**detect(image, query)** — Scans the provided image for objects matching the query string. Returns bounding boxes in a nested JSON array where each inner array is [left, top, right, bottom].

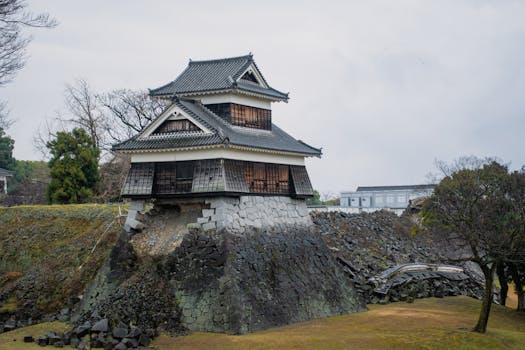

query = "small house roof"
[[112, 98, 321, 157], [149, 54, 289, 101], [0, 168, 14, 176]]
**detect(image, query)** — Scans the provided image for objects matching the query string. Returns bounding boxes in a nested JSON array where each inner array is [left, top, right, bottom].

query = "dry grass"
[[0, 204, 121, 313], [0, 322, 69, 350], [1, 296, 524, 350], [152, 296, 525, 350]]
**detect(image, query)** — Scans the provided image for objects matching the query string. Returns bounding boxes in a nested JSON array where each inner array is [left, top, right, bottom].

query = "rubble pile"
[[24, 320, 155, 349], [312, 210, 484, 303]]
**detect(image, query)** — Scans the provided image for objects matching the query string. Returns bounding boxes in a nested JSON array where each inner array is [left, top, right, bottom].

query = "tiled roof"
[[355, 185, 436, 192], [0, 168, 14, 176], [149, 54, 289, 101], [112, 98, 321, 157]]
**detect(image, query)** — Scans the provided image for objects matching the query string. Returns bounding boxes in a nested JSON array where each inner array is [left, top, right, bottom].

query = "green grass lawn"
[[2, 296, 524, 350]]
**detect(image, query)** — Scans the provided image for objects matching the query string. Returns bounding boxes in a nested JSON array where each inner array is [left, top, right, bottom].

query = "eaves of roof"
[[112, 99, 321, 157]]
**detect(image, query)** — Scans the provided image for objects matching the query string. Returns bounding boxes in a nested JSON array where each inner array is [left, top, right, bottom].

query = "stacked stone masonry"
[[193, 196, 312, 233]]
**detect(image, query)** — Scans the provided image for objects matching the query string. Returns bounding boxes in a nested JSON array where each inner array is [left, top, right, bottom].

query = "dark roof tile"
[[113, 99, 321, 156], [149, 55, 288, 101]]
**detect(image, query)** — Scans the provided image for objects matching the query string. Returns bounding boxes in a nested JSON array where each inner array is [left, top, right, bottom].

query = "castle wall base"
[[194, 196, 312, 233], [125, 195, 312, 235]]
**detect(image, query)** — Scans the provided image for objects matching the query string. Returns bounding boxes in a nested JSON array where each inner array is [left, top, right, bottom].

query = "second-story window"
[[205, 103, 271, 130]]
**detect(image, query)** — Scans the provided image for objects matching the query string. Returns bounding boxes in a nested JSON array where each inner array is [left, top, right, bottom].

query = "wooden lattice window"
[[192, 159, 225, 192], [205, 103, 231, 123], [153, 119, 200, 134], [205, 103, 271, 130], [153, 162, 194, 194], [290, 165, 314, 196], [122, 163, 154, 196], [243, 162, 290, 194], [231, 104, 271, 130], [224, 159, 249, 192]]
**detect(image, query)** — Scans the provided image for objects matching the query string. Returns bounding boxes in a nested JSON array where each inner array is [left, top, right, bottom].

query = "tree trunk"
[[497, 261, 508, 306], [473, 264, 495, 333], [509, 263, 525, 312], [517, 283, 525, 312]]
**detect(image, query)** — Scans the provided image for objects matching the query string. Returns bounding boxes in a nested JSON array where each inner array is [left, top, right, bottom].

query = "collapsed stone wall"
[[312, 210, 485, 303]]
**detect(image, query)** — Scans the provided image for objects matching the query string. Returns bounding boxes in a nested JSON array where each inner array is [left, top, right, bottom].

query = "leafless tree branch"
[[0, 0, 57, 86]]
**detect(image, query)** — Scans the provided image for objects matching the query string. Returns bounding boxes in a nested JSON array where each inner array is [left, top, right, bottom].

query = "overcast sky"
[[2, 0, 525, 195]]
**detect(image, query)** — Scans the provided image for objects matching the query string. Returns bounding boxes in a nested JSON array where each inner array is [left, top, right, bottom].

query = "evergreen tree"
[[0, 127, 15, 170], [46, 128, 100, 204]]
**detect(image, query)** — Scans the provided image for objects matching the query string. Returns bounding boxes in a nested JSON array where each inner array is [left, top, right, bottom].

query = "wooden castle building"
[[113, 54, 321, 232]]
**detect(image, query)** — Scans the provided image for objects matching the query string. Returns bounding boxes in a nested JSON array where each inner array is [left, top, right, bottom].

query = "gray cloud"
[[3, 0, 525, 194]]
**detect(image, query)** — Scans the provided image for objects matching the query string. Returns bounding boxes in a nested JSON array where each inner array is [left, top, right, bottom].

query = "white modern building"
[[341, 184, 435, 210], [0, 168, 14, 194]]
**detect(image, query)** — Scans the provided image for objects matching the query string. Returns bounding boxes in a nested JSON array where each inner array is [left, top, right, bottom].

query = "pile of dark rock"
[[311, 211, 485, 304], [0, 304, 74, 335], [27, 319, 154, 349]]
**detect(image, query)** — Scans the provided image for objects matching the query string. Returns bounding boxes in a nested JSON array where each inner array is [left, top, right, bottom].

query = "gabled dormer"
[[139, 104, 212, 139], [236, 62, 268, 88]]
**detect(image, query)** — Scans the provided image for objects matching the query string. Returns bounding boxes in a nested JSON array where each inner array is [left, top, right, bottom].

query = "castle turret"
[[113, 54, 321, 231]]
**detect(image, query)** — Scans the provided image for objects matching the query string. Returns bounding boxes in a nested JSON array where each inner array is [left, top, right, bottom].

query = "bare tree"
[[33, 117, 65, 159], [98, 89, 168, 144], [58, 79, 106, 149], [1, 1, 56, 133], [0, 100, 14, 129], [0, 0, 57, 86], [96, 153, 130, 203]]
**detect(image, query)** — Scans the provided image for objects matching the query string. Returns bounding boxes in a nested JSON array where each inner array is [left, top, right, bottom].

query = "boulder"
[[37, 335, 48, 346], [112, 327, 128, 339], [74, 321, 91, 338], [23, 335, 34, 343], [114, 342, 128, 350], [91, 318, 109, 333], [138, 333, 150, 347]]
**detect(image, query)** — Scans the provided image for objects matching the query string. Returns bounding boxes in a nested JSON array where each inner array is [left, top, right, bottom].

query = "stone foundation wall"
[[167, 228, 366, 334], [193, 196, 311, 233]]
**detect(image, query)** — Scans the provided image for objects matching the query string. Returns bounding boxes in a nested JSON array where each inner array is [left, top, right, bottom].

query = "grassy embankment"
[[0, 204, 121, 314], [1, 205, 524, 349], [1, 296, 524, 350]]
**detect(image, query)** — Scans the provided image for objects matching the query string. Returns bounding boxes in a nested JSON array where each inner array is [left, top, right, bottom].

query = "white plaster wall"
[[196, 93, 272, 109], [130, 148, 305, 166]]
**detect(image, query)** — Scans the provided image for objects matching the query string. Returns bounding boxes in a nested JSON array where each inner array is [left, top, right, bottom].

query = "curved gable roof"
[[149, 54, 289, 101]]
